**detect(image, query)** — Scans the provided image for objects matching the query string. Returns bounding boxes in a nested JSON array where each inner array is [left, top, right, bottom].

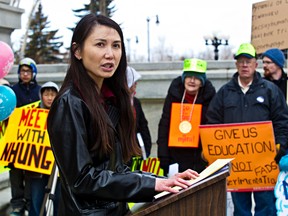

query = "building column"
[[0, 0, 24, 46]]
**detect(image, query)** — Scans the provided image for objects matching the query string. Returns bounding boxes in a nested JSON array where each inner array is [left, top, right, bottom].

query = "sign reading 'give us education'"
[[0, 107, 55, 175], [200, 121, 279, 192]]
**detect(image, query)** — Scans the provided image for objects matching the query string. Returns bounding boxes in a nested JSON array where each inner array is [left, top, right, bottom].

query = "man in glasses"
[[9, 57, 41, 216], [206, 43, 288, 216], [262, 48, 287, 100]]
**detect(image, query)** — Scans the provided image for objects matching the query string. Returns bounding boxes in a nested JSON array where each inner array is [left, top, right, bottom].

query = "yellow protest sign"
[[0, 165, 9, 173], [20, 100, 41, 109], [0, 120, 8, 140], [0, 119, 9, 172], [130, 157, 163, 176], [140, 157, 163, 175], [0, 107, 55, 175], [200, 121, 279, 192]]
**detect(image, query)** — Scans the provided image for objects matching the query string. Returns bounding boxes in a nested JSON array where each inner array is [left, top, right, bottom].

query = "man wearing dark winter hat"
[[262, 48, 287, 99], [9, 57, 41, 216], [207, 43, 288, 216]]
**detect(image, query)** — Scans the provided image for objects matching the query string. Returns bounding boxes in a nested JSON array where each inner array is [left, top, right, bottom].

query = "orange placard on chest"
[[168, 103, 202, 148]]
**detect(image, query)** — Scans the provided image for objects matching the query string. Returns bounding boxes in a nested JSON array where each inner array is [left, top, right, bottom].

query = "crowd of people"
[[2, 13, 288, 216]]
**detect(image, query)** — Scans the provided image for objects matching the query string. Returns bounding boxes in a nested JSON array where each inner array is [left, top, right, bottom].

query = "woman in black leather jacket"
[[47, 14, 198, 216]]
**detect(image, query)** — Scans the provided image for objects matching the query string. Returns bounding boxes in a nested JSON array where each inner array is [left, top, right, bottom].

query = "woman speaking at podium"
[[47, 14, 198, 216]]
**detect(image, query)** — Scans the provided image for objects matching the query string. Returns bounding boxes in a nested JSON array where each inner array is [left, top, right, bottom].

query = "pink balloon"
[[0, 41, 14, 79]]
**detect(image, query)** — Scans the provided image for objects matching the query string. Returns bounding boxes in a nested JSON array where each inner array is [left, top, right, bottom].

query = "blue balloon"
[[0, 85, 16, 121]]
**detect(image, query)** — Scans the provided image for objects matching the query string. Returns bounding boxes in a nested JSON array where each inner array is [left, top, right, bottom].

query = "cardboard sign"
[[200, 121, 279, 192], [0, 107, 55, 175], [168, 103, 202, 148], [251, 0, 288, 53]]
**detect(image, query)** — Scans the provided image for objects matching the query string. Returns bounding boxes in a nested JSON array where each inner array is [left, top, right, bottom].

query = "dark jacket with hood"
[[157, 76, 216, 175], [207, 72, 288, 162], [11, 77, 41, 107], [47, 84, 158, 216]]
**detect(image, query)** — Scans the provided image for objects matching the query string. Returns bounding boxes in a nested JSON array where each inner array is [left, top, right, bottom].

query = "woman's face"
[[75, 25, 122, 87], [184, 76, 202, 95]]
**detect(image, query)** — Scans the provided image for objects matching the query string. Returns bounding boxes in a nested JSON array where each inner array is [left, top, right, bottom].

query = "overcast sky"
[[11, 0, 262, 60]]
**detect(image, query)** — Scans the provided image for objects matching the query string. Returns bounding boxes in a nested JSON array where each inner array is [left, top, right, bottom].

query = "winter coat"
[[47, 84, 158, 216], [133, 97, 152, 157], [11, 80, 41, 107], [157, 76, 216, 175], [207, 72, 288, 150]]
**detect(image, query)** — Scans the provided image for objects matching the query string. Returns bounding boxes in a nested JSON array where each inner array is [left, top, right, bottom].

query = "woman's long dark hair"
[[55, 14, 140, 162]]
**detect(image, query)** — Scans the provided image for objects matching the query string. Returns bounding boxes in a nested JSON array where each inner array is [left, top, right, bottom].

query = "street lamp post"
[[147, 15, 159, 62], [126, 36, 139, 62], [204, 35, 229, 60], [126, 38, 131, 62]]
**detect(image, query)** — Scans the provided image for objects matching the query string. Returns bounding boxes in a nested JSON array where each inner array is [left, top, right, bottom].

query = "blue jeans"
[[231, 191, 276, 216], [29, 175, 60, 216]]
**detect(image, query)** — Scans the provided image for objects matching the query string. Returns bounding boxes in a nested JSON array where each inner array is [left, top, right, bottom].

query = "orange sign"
[[169, 103, 202, 148], [0, 107, 55, 175], [200, 121, 279, 192]]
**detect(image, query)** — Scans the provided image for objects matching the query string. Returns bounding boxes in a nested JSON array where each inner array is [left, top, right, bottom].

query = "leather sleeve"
[[47, 91, 157, 203]]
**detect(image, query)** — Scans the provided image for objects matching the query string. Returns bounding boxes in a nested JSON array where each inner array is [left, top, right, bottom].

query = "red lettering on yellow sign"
[[0, 107, 53, 174], [141, 158, 161, 175], [18, 109, 48, 130]]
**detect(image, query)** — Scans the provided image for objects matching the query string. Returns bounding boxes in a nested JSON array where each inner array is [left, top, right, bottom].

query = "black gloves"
[[5, 162, 15, 169]]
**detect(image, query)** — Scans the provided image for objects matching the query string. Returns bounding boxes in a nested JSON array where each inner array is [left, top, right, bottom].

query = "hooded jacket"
[[157, 76, 216, 175], [47, 84, 158, 216], [27, 81, 59, 179], [11, 78, 41, 107]]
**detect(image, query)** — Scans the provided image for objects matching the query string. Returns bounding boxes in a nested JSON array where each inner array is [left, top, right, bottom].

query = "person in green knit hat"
[[157, 58, 216, 176]]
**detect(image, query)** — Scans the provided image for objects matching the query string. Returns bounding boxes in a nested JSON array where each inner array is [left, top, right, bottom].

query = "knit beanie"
[[262, 48, 285, 68], [181, 58, 207, 85]]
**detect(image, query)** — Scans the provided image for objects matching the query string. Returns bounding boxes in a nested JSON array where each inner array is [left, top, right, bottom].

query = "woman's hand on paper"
[[155, 169, 199, 193]]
